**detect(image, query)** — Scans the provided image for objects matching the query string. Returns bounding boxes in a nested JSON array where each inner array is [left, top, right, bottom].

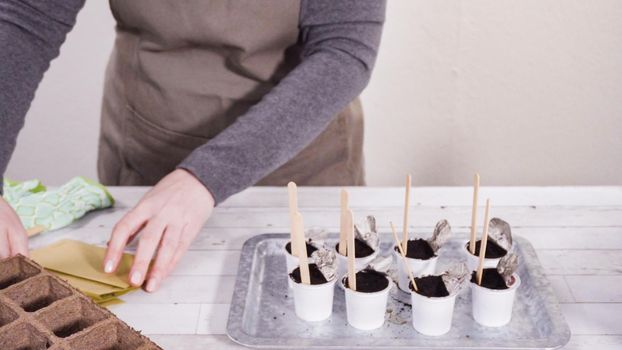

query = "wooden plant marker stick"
[[295, 212, 311, 285], [402, 174, 411, 255], [287, 182, 299, 257], [27, 225, 46, 237], [469, 173, 480, 254], [339, 188, 349, 256], [391, 222, 418, 292], [476, 199, 491, 286], [346, 209, 357, 291]]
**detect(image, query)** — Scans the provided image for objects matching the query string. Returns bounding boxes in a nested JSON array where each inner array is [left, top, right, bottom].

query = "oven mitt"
[[2, 176, 114, 234], [2, 178, 47, 200]]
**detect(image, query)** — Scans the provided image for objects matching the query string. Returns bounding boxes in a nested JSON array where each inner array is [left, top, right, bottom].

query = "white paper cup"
[[335, 246, 378, 279], [470, 273, 521, 327], [463, 241, 506, 272], [410, 290, 457, 336], [291, 276, 337, 322], [342, 274, 392, 330], [393, 249, 438, 292]]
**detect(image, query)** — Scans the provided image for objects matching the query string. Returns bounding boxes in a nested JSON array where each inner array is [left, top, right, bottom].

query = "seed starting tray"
[[227, 234, 571, 349], [0, 255, 161, 350]]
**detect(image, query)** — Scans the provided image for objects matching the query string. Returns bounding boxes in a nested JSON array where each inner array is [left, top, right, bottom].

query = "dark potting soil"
[[470, 268, 509, 290], [344, 269, 389, 293], [394, 239, 435, 260], [469, 239, 507, 259], [290, 264, 328, 285], [285, 241, 318, 257], [335, 238, 375, 258], [411, 275, 449, 297]]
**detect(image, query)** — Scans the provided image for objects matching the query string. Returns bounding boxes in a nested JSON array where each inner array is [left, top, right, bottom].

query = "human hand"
[[104, 169, 215, 292], [0, 196, 29, 258]]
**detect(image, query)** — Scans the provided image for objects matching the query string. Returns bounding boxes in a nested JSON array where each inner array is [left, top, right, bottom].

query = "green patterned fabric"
[[2, 177, 114, 232]]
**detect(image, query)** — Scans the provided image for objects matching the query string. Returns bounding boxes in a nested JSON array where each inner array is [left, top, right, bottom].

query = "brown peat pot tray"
[[0, 254, 161, 350]]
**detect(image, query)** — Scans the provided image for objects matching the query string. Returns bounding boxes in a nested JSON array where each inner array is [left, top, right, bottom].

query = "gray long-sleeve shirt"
[[0, 0, 385, 204]]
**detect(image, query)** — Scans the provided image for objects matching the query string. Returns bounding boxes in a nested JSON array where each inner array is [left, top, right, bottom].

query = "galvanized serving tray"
[[227, 234, 570, 349]]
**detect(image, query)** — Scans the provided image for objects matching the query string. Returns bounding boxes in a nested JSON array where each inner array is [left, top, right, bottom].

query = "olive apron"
[[98, 0, 365, 189]]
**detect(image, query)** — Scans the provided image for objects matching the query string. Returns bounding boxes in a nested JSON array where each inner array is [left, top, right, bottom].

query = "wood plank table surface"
[[29, 186, 622, 349]]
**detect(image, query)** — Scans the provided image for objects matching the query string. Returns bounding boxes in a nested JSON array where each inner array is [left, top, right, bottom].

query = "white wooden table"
[[29, 186, 622, 349]]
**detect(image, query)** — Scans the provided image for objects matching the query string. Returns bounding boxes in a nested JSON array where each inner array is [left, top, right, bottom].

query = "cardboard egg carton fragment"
[[309, 247, 337, 282], [367, 255, 394, 274], [488, 218, 513, 252], [497, 253, 519, 287], [441, 263, 470, 296], [354, 216, 380, 252], [427, 219, 453, 252]]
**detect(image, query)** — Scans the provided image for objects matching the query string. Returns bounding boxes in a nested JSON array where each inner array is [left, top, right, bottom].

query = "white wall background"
[[6, 0, 622, 187], [6, 0, 113, 185]]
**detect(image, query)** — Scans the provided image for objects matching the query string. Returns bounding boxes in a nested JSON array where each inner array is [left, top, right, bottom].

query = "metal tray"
[[227, 234, 570, 349]]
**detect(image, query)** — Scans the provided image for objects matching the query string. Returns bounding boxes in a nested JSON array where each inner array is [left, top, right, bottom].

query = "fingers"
[[168, 222, 201, 277], [106, 169, 215, 292], [8, 225, 29, 257], [145, 225, 182, 292], [129, 219, 167, 288], [0, 199, 29, 258], [0, 229, 10, 259], [104, 209, 147, 273]]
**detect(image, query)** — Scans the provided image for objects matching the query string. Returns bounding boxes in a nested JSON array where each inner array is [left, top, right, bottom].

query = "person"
[[0, 0, 386, 292]]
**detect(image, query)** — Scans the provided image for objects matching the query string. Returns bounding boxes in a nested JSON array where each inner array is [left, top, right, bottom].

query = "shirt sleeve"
[[178, 0, 386, 204], [0, 0, 84, 194]]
